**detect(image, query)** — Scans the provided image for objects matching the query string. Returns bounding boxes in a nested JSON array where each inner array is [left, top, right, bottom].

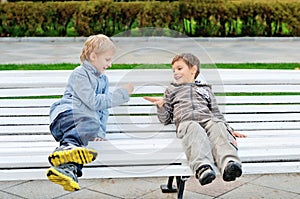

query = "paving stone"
[[0, 181, 27, 190], [58, 188, 119, 199], [87, 177, 161, 198], [250, 173, 300, 195], [0, 190, 24, 199], [4, 180, 71, 199], [219, 183, 300, 199], [185, 176, 246, 198]]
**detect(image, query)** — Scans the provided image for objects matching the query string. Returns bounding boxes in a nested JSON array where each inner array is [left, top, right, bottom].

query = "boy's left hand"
[[233, 131, 247, 138], [143, 96, 164, 107]]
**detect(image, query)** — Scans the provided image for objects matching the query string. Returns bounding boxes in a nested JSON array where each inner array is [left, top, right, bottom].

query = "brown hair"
[[171, 53, 200, 79], [80, 34, 116, 63]]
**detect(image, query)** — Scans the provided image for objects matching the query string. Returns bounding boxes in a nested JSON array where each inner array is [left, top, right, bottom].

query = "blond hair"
[[171, 53, 200, 79], [80, 34, 116, 63]]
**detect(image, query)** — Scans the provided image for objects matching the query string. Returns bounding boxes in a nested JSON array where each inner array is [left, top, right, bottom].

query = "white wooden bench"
[[0, 69, 300, 198]]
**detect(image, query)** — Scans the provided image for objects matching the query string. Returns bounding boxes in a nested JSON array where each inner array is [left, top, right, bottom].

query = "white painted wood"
[[0, 69, 299, 181], [0, 123, 298, 136], [0, 99, 56, 107], [0, 88, 65, 97], [1, 95, 300, 108], [1, 113, 299, 125], [242, 162, 300, 175], [1, 69, 299, 86], [1, 162, 299, 181], [1, 104, 300, 117], [0, 122, 298, 136], [230, 122, 300, 131], [1, 84, 299, 97], [0, 165, 193, 181]]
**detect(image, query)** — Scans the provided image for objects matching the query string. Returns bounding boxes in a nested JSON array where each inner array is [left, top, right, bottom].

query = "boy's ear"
[[192, 65, 198, 75], [89, 52, 96, 61]]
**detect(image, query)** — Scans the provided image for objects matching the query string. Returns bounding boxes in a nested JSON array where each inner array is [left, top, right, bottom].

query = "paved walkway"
[[1, 174, 300, 199], [0, 37, 300, 199], [1, 37, 300, 64]]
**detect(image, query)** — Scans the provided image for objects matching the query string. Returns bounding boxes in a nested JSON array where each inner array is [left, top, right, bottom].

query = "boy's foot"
[[46, 164, 80, 192], [223, 161, 242, 182], [48, 143, 98, 167], [196, 165, 216, 186]]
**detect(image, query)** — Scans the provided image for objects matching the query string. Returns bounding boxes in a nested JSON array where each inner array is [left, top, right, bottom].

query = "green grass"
[[213, 63, 300, 70], [216, 92, 300, 96], [0, 63, 299, 70]]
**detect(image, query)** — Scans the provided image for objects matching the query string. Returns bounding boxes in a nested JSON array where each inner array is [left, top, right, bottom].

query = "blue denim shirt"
[[49, 60, 129, 138]]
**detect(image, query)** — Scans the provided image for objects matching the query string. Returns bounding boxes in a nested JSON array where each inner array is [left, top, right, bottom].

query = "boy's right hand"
[[143, 96, 164, 107], [123, 83, 134, 95]]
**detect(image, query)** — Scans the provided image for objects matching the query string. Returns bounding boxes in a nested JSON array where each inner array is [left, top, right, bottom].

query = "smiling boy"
[[144, 53, 243, 186]]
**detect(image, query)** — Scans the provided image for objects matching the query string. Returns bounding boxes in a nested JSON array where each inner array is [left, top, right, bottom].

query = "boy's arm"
[[71, 72, 133, 110], [144, 90, 173, 125]]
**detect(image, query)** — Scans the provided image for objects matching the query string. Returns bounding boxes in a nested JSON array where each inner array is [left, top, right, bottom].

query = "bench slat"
[[0, 121, 299, 135], [1, 129, 300, 143], [110, 105, 300, 115], [3, 149, 300, 169], [1, 104, 300, 116], [1, 69, 299, 86], [1, 113, 300, 125], [1, 95, 300, 108], [1, 161, 299, 181], [1, 138, 300, 168], [2, 136, 300, 151], [1, 84, 300, 97], [230, 122, 300, 131], [0, 165, 193, 181]]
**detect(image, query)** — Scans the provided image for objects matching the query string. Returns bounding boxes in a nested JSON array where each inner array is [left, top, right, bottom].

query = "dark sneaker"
[[223, 161, 242, 182], [196, 165, 216, 186], [46, 163, 80, 192], [48, 143, 98, 167]]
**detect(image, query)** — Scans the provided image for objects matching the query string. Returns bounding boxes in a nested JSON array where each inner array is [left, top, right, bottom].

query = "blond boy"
[[46, 34, 134, 191]]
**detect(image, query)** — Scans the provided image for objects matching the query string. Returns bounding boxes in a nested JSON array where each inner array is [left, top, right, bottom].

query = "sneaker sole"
[[46, 167, 80, 192], [48, 147, 98, 167], [223, 163, 242, 182], [199, 172, 216, 186]]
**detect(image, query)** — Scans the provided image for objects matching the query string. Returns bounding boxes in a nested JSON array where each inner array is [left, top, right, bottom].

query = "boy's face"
[[90, 50, 114, 74], [172, 60, 197, 84]]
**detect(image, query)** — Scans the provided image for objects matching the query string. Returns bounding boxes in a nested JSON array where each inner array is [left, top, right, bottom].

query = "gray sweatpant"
[[177, 120, 241, 175]]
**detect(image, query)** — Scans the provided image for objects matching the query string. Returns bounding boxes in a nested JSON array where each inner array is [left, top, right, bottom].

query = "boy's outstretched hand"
[[143, 96, 164, 108]]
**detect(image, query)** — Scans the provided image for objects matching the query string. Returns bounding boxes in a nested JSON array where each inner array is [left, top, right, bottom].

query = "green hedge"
[[1, 0, 299, 37]]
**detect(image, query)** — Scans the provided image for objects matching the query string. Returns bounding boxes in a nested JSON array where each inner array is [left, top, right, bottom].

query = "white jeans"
[[177, 120, 241, 175]]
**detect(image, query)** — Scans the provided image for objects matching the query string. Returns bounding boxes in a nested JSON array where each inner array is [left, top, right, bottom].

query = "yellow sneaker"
[[48, 144, 98, 167], [46, 164, 80, 192]]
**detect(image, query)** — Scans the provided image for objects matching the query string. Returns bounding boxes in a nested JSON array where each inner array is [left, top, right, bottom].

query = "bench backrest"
[[1, 69, 299, 133]]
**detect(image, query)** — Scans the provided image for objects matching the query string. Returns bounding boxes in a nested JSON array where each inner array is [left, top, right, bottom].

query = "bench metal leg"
[[160, 176, 177, 193], [176, 176, 184, 199], [176, 176, 190, 199], [161, 176, 190, 199]]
